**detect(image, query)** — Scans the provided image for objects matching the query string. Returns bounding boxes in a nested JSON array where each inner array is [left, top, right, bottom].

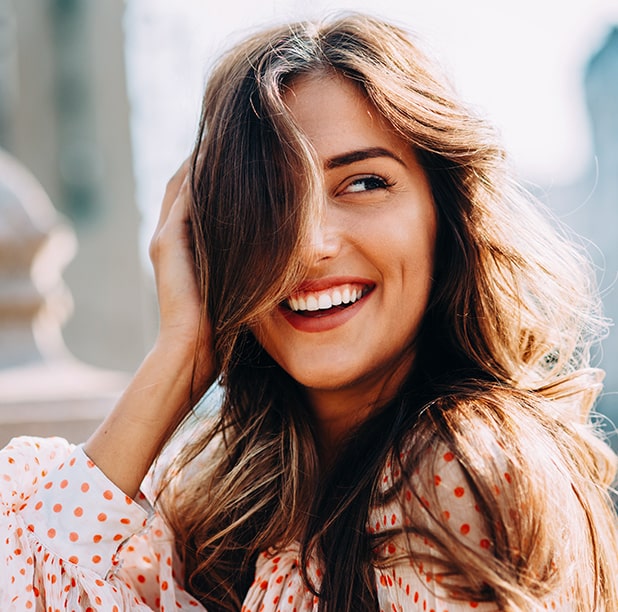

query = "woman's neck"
[[305, 360, 412, 463]]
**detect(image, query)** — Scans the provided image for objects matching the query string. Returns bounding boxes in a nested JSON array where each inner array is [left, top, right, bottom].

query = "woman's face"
[[252, 73, 437, 422]]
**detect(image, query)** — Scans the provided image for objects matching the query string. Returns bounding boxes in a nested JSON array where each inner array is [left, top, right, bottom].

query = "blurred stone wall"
[[1, 0, 151, 373], [0, 0, 149, 444]]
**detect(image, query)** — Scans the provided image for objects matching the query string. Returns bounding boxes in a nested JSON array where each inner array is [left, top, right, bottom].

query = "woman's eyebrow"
[[324, 147, 405, 169]]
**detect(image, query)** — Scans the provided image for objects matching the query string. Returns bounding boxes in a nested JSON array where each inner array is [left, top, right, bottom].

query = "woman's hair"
[[158, 13, 618, 611]]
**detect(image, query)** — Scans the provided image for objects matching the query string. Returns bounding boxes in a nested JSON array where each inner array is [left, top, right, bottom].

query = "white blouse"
[[0, 435, 568, 611]]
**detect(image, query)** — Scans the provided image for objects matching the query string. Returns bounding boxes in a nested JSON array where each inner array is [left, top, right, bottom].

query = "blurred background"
[[0, 0, 617, 444]]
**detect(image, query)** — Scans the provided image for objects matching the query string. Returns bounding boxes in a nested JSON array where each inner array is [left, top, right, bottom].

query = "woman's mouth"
[[284, 283, 374, 317]]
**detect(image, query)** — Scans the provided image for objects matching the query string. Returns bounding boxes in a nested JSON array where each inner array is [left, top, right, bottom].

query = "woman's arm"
[[84, 160, 215, 499]]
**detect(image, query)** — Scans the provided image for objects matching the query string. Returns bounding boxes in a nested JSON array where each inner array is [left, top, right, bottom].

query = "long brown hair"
[[158, 13, 618, 611]]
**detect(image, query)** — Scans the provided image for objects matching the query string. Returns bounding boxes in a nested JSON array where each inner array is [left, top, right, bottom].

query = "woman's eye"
[[343, 175, 391, 194]]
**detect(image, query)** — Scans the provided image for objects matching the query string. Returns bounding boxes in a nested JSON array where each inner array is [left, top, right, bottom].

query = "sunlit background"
[[1, 0, 617, 442], [124, 0, 618, 247]]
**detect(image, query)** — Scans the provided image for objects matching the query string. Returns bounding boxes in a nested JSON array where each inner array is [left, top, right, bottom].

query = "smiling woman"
[[2, 12, 618, 612], [253, 74, 437, 441]]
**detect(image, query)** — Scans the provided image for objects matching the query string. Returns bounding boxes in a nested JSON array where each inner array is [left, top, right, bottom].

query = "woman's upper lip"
[[290, 276, 376, 295]]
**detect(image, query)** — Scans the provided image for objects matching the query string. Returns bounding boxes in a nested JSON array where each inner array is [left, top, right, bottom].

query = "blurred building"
[[0, 0, 148, 444], [0, 0, 150, 373]]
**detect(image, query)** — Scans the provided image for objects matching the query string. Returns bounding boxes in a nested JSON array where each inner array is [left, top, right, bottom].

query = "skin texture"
[[252, 74, 437, 450]]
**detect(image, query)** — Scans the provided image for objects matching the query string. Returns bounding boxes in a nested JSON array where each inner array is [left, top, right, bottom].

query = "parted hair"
[[158, 13, 618, 611]]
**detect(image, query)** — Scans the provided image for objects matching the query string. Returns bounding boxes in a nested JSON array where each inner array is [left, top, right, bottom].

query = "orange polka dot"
[[161, 581, 169, 591], [68, 555, 79, 564], [454, 486, 465, 498], [443, 451, 454, 462], [73, 506, 83, 517], [93, 534, 102, 543], [480, 538, 491, 549], [47, 528, 56, 539], [69, 532, 79, 542], [53, 503, 62, 513], [34, 501, 43, 511], [97, 513, 107, 522], [92, 555, 101, 564], [434, 475, 442, 486], [81, 482, 89, 493], [103, 490, 113, 500], [60, 479, 68, 489], [460, 523, 470, 535]]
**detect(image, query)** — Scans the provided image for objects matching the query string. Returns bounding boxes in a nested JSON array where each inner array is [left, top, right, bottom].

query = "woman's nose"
[[299, 208, 341, 268]]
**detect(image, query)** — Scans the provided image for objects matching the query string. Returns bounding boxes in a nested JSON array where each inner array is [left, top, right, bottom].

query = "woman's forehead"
[[283, 73, 408, 162]]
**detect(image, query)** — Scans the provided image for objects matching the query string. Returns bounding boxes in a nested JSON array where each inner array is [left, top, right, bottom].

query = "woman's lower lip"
[[279, 292, 370, 333]]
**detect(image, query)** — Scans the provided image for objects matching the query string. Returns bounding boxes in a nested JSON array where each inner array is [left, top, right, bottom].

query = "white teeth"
[[306, 296, 319, 311], [318, 294, 332, 309], [287, 284, 367, 312]]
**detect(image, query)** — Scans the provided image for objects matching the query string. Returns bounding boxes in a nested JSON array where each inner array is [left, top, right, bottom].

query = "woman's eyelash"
[[345, 175, 394, 193]]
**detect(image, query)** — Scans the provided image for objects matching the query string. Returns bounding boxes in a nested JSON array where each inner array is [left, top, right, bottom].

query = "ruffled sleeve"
[[0, 436, 205, 611]]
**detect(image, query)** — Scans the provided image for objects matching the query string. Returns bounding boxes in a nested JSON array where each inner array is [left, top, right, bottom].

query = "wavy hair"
[[158, 13, 618, 611]]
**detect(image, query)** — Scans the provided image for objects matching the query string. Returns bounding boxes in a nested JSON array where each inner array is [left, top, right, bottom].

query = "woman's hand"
[[150, 160, 207, 357], [84, 159, 216, 498]]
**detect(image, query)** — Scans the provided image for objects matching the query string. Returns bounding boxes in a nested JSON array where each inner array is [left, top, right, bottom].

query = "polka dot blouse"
[[1, 436, 570, 611]]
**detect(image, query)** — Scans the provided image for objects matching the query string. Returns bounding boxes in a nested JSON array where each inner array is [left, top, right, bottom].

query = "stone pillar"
[[0, 148, 127, 447], [11, 0, 152, 373]]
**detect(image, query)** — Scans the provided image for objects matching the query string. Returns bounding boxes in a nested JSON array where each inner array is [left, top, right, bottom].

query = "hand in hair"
[[149, 161, 201, 347], [83, 159, 215, 499]]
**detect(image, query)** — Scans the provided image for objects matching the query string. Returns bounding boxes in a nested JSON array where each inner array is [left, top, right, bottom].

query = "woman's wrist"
[[83, 343, 210, 497]]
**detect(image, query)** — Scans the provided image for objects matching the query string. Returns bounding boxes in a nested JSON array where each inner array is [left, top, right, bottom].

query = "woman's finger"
[[154, 157, 192, 235]]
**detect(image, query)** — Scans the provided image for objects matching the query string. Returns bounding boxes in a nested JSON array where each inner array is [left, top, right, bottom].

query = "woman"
[[2, 13, 617, 612]]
